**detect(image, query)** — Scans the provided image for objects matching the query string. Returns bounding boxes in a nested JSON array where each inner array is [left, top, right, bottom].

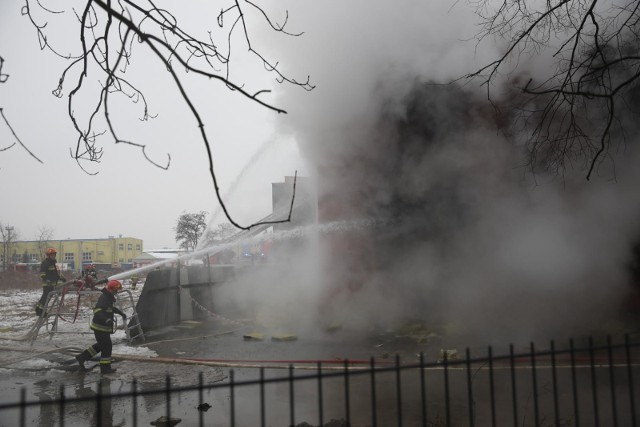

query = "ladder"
[[30, 287, 145, 344], [117, 289, 145, 343]]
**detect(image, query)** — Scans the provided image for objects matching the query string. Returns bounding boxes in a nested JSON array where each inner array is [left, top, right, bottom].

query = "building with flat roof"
[[2, 236, 143, 272]]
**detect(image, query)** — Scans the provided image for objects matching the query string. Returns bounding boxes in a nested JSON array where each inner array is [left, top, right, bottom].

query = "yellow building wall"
[[6, 237, 143, 271]]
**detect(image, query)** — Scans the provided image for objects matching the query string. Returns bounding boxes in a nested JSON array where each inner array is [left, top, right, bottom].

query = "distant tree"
[[174, 211, 208, 252], [201, 222, 237, 247], [466, 0, 640, 179], [36, 226, 54, 260], [0, 223, 18, 272]]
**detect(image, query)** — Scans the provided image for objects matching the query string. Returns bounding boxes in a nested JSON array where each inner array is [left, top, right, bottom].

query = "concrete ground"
[[1, 283, 639, 426], [0, 313, 449, 427]]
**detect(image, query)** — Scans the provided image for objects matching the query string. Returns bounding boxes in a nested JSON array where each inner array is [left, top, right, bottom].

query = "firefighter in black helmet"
[[36, 248, 65, 317], [75, 280, 127, 374]]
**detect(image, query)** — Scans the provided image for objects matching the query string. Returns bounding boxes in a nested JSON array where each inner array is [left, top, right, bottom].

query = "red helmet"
[[106, 280, 122, 293], [46, 248, 57, 256]]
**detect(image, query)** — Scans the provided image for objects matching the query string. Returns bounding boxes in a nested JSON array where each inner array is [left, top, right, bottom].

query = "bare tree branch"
[[464, 0, 640, 179], [0, 109, 44, 163], [1, 56, 43, 163], [19, 0, 313, 230]]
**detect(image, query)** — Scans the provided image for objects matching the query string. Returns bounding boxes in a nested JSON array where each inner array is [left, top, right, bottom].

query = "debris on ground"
[[150, 415, 181, 426], [396, 321, 435, 343], [196, 402, 212, 412], [324, 321, 342, 333], [271, 333, 298, 342], [243, 332, 265, 341], [439, 348, 458, 361]]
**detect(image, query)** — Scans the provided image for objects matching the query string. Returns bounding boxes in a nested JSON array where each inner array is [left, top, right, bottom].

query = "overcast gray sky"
[[0, 1, 312, 249]]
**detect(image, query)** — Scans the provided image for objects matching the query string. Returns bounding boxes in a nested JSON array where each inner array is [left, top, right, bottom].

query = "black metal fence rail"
[[1, 334, 638, 426]]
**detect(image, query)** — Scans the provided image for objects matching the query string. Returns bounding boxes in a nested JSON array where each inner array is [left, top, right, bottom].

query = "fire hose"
[[1, 344, 637, 372], [0, 344, 385, 371]]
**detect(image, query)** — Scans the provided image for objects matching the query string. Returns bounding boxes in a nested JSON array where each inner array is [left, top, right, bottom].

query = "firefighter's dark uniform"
[[75, 288, 126, 374], [82, 266, 98, 280], [80, 267, 98, 289], [36, 257, 64, 316]]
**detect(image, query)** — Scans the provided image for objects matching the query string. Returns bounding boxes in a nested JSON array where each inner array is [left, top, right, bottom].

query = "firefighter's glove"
[[96, 278, 108, 285]]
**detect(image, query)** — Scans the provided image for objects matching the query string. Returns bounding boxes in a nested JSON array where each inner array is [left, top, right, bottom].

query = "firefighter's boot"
[[100, 362, 116, 375], [75, 352, 91, 371]]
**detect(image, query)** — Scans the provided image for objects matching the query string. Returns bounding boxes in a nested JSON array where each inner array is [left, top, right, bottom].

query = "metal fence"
[[1, 334, 638, 426]]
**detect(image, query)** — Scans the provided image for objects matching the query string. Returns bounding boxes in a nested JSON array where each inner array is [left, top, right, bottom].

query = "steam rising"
[[240, 0, 640, 346], [120, 1, 640, 347]]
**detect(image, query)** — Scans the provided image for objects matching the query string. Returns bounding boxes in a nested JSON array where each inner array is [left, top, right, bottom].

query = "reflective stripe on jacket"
[[90, 288, 124, 334], [39, 258, 61, 284]]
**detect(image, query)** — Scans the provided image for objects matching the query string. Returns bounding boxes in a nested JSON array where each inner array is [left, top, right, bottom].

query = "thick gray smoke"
[[223, 0, 640, 347]]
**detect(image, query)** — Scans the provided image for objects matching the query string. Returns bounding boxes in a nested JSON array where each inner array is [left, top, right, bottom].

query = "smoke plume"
[[227, 0, 640, 347]]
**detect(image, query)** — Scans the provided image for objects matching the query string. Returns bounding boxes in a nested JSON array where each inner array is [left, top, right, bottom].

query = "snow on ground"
[[0, 286, 158, 364]]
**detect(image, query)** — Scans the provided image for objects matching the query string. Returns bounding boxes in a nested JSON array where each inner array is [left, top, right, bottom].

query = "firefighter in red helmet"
[[80, 263, 99, 289], [35, 248, 65, 316], [82, 263, 98, 280], [75, 280, 127, 374]]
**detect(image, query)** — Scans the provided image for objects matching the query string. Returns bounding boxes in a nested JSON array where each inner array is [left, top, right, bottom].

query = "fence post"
[[396, 355, 403, 427], [260, 367, 265, 427], [444, 351, 450, 427], [489, 346, 496, 427], [230, 369, 236, 427], [625, 334, 637, 427], [289, 364, 295, 427], [165, 375, 171, 424], [509, 344, 517, 427], [344, 359, 351, 426], [551, 340, 560, 426], [132, 378, 138, 427], [199, 372, 204, 427], [370, 358, 377, 427], [570, 338, 581, 427], [96, 380, 102, 427], [19, 388, 26, 427], [317, 362, 324, 427], [421, 353, 427, 427], [589, 336, 600, 427], [530, 342, 539, 427]]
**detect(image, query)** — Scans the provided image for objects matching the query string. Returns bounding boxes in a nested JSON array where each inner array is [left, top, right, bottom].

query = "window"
[[127, 244, 132, 250], [118, 244, 124, 250], [30, 254, 39, 262], [119, 258, 124, 263], [136, 244, 141, 251], [127, 258, 132, 263], [82, 252, 92, 261], [64, 253, 74, 262]]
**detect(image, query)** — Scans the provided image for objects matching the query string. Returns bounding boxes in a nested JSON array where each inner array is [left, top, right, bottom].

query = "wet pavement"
[[3, 285, 637, 426], [0, 314, 446, 427]]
